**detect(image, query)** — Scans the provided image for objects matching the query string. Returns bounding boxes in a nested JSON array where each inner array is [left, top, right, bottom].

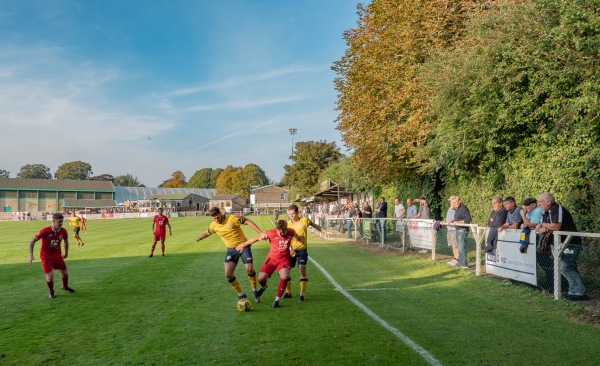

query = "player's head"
[[209, 207, 223, 223], [276, 220, 287, 235], [287, 204, 299, 219], [157, 207, 164, 215], [52, 213, 64, 228]]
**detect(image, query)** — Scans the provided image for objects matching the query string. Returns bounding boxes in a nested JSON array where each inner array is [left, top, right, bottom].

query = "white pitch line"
[[346, 288, 401, 291], [310, 256, 443, 366]]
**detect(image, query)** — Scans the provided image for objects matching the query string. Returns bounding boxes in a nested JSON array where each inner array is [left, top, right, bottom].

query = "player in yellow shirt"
[[195, 207, 267, 302], [286, 204, 331, 302], [68, 211, 84, 247]]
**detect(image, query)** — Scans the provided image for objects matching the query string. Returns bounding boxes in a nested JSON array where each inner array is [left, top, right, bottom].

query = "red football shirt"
[[153, 214, 169, 235], [35, 226, 68, 259], [265, 228, 295, 261]]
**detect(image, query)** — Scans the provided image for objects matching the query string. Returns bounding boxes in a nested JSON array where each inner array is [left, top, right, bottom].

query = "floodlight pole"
[[289, 128, 297, 158]]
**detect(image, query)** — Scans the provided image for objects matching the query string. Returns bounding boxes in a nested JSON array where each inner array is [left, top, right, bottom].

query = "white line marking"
[[310, 256, 443, 366], [345, 288, 401, 291]]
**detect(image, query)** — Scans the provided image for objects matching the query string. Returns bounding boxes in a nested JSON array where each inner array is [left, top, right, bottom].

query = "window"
[[280, 193, 285, 201]]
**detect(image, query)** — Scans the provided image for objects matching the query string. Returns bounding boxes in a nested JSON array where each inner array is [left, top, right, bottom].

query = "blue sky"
[[0, 0, 362, 186]]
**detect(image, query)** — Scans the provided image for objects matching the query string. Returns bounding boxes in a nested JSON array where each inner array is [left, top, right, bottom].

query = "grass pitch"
[[1, 216, 598, 365]]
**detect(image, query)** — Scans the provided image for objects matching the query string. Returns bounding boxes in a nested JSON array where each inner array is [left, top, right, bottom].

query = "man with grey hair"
[[536, 192, 587, 301]]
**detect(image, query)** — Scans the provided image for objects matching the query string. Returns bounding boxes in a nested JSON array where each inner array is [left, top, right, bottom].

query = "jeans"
[[376, 219, 386, 242], [357, 221, 363, 237], [456, 229, 468, 267], [560, 244, 586, 296], [346, 220, 353, 238]]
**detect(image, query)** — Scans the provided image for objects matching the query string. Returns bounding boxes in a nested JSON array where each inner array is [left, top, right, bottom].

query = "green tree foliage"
[[0, 169, 9, 178], [159, 171, 186, 188], [333, 0, 476, 186], [113, 174, 143, 187], [17, 164, 52, 179], [90, 174, 114, 181], [55, 161, 93, 180], [188, 168, 224, 188], [215, 164, 269, 199], [282, 141, 342, 197]]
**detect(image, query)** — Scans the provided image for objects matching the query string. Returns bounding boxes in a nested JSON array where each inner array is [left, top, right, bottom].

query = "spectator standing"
[[375, 197, 388, 242], [449, 196, 472, 269], [393, 197, 406, 235], [499, 196, 523, 232], [485, 196, 507, 252], [443, 207, 459, 266], [520, 197, 550, 290], [406, 198, 418, 219], [353, 205, 363, 238], [536, 193, 587, 301], [414, 197, 431, 219]]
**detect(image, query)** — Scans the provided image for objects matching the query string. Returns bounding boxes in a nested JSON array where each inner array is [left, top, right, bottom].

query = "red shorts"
[[41, 256, 67, 274], [154, 232, 166, 242], [260, 257, 290, 277]]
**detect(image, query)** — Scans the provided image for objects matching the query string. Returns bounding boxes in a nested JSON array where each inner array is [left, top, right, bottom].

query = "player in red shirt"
[[237, 220, 299, 308], [149, 208, 172, 257], [28, 212, 75, 299]]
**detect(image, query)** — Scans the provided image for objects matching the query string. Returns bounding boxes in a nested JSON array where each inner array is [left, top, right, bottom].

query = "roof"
[[62, 199, 118, 208], [0, 177, 114, 191], [211, 195, 246, 201], [313, 184, 349, 201], [151, 193, 208, 200], [114, 187, 216, 203], [250, 185, 289, 193]]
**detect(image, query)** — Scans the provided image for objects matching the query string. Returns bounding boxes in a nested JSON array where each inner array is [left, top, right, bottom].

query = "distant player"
[[238, 220, 299, 308], [80, 211, 87, 232], [286, 204, 331, 302], [28, 212, 76, 298], [69, 211, 84, 246], [195, 207, 267, 302], [149, 208, 172, 257]]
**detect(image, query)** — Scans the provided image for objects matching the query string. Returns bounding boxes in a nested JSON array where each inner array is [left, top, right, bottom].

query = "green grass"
[[1, 217, 598, 365]]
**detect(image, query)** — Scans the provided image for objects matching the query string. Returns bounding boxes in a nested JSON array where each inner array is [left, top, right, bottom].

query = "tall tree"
[[90, 174, 115, 181], [187, 168, 214, 188], [215, 166, 241, 195], [282, 140, 342, 197], [214, 164, 269, 199], [0, 169, 9, 178], [17, 164, 52, 179], [55, 161, 93, 180], [332, 0, 475, 186], [210, 168, 224, 188], [159, 170, 186, 188], [113, 174, 143, 187]]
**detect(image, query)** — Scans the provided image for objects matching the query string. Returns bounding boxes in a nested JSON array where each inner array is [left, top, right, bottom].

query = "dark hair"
[[276, 220, 287, 231], [288, 204, 299, 213], [503, 196, 516, 203], [209, 207, 221, 216], [522, 198, 537, 206], [52, 213, 64, 220]]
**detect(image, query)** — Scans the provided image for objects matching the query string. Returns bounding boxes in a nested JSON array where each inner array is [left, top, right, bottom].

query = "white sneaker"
[[448, 259, 459, 266]]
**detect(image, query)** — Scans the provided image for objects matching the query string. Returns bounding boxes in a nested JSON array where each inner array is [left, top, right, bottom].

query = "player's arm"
[[28, 237, 38, 266], [152, 221, 156, 233], [63, 236, 69, 259], [235, 236, 262, 252], [242, 218, 267, 240], [310, 222, 332, 236], [195, 230, 212, 242]]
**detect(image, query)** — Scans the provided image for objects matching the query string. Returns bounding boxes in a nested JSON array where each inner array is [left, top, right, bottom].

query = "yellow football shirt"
[[69, 215, 81, 229], [287, 217, 311, 250], [208, 214, 248, 248]]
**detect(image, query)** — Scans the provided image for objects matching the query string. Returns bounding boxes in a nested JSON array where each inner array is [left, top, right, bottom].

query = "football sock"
[[300, 276, 308, 294], [46, 280, 54, 293], [150, 245, 156, 255], [228, 276, 243, 294], [277, 278, 287, 298], [61, 277, 68, 289], [285, 277, 292, 293], [248, 271, 257, 291], [161, 245, 165, 255]]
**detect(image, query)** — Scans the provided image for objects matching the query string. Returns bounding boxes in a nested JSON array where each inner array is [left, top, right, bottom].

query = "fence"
[[321, 216, 600, 301]]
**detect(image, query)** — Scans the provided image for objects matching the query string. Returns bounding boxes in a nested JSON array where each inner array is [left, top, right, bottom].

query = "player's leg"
[[297, 249, 309, 302], [255, 259, 275, 302], [225, 249, 246, 299], [285, 256, 297, 298], [160, 238, 165, 256], [44, 269, 55, 298], [241, 247, 258, 299], [272, 267, 290, 308], [59, 268, 75, 292], [149, 239, 158, 257]]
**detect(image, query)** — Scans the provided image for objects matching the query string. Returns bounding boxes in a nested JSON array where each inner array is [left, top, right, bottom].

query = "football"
[[236, 298, 252, 312]]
